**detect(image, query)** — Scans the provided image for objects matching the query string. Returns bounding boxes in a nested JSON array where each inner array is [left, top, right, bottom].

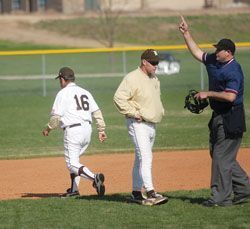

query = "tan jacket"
[[113, 67, 165, 123]]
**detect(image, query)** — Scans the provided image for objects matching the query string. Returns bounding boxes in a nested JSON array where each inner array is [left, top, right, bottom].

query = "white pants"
[[127, 118, 156, 192], [63, 122, 95, 191]]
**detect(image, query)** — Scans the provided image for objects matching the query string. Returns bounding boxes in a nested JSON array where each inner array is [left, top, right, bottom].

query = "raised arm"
[[179, 15, 204, 62]]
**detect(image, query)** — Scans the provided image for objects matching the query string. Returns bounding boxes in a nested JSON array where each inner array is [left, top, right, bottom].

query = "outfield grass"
[[0, 49, 250, 158], [0, 39, 67, 51], [0, 190, 249, 228]]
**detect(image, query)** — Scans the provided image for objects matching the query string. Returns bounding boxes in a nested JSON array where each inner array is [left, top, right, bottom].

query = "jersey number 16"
[[74, 95, 89, 111]]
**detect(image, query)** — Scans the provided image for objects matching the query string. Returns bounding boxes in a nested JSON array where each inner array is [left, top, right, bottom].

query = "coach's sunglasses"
[[147, 60, 159, 66]]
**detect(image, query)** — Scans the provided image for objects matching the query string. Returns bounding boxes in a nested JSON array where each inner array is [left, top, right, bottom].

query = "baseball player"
[[113, 49, 168, 205], [179, 16, 250, 206], [42, 67, 107, 197]]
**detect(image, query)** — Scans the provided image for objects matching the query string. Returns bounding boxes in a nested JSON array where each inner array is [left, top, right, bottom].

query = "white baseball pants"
[[63, 122, 95, 186], [127, 118, 156, 192]]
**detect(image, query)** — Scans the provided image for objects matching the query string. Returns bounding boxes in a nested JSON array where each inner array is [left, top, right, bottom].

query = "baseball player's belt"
[[63, 123, 81, 130]]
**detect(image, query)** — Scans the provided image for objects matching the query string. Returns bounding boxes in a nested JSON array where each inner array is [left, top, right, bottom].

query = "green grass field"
[[0, 49, 250, 159], [0, 190, 249, 228]]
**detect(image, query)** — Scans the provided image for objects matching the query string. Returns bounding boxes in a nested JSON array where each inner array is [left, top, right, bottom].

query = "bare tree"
[[140, 0, 146, 10], [204, 0, 214, 8], [88, 0, 127, 48]]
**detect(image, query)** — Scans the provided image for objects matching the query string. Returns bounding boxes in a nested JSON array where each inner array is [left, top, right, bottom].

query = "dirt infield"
[[0, 149, 249, 200]]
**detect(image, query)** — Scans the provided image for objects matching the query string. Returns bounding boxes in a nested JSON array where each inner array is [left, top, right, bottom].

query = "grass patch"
[[0, 189, 249, 228], [0, 39, 67, 51], [34, 14, 250, 46], [0, 50, 250, 158]]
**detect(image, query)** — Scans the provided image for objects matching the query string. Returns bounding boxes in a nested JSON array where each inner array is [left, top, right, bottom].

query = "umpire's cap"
[[55, 67, 75, 81], [213, 38, 236, 55]]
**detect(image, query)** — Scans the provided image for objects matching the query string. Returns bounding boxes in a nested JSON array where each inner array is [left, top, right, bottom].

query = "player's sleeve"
[[224, 71, 240, 95], [92, 109, 106, 132], [44, 91, 64, 130], [88, 92, 100, 113], [47, 115, 61, 129], [51, 91, 65, 116], [113, 77, 140, 117], [87, 93, 106, 132], [202, 52, 216, 65]]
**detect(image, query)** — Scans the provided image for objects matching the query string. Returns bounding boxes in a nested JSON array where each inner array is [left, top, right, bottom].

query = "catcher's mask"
[[184, 89, 209, 114]]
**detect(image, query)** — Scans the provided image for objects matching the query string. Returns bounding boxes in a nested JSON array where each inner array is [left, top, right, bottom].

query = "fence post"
[[42, 54, 46, 97], [122, 50, 127, 76]]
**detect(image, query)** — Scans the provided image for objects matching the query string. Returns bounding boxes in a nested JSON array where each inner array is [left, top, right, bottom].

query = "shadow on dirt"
[[21, 193, 128, 202], [22, 193, 63, 198]]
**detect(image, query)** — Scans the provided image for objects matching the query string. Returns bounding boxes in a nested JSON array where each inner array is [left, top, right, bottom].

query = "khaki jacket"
[[113, 67, 165, 123]]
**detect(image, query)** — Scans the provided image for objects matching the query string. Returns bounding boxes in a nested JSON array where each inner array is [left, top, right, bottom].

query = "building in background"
[[0, 0, 249, 14], [0, 0, 47, 13]]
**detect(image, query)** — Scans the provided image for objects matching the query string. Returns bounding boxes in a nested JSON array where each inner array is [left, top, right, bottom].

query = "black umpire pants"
[[209, 114, 250, 203]]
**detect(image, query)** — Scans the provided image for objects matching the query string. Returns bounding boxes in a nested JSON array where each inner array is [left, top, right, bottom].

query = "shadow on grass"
[[167, 194, 207, 205], [77, 193, 208, 205], [21, 192, 207, 205], [77, 193, 128, 203], [21, 193, 129, 203]]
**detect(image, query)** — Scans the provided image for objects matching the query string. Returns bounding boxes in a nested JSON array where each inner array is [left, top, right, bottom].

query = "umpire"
[[179, 16, 250, 207]]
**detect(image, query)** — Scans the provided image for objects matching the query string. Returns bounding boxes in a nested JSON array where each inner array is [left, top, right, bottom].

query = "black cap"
[[213, 38, 236, 54], [55, 67, 75, 81], [141, 49, 160, 65]]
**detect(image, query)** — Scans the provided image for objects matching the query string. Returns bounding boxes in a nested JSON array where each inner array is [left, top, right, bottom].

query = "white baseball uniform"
[[51, 82, 101, 192]]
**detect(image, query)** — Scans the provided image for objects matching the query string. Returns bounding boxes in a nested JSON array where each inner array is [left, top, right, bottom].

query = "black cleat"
[[233, 194, 250, 205], [146, 190, 169, 205], [202, 199, 232, 207], [61, 189, 80, 198], [93, 173, 105, 197]]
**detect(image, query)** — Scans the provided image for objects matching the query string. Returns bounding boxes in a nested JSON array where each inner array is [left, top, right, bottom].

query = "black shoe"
[[61, 189, 80, 198], [93, 173, 105, 197], [202, 199, 232, 207], [233, 194, 250, 205], [130, 191, 154, 206], [131, 191, 146, 201], [146, 190, 168, 205]]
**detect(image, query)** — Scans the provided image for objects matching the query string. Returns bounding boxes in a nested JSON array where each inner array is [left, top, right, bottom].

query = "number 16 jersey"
[[51, 82, 99, 128]]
